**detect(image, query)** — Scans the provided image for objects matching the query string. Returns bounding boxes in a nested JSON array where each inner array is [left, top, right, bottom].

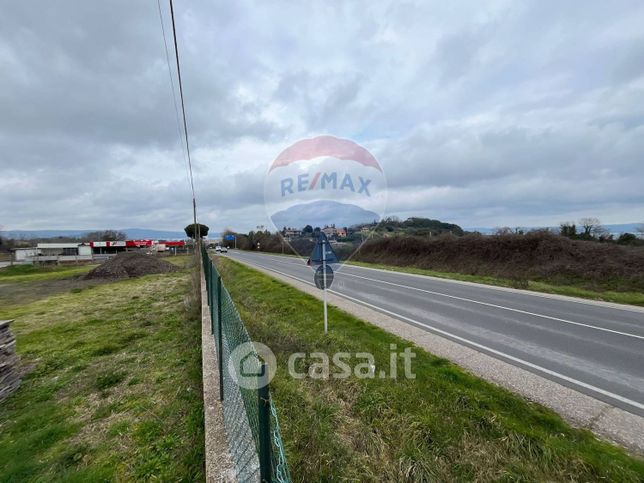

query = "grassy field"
[[346, 260, 644, 306], [0, 256, 204, 481], [0, 263, 98, 283], [215, 256, 644, 482]]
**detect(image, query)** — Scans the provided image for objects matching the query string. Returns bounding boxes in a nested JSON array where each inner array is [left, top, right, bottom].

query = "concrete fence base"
[[201, 266, 236, 482]]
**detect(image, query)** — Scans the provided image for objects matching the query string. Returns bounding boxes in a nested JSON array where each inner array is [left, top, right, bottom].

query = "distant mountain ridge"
[[465, 223, 642, 235], [0, 228, 209, 240], [270, 200, 379, 230]]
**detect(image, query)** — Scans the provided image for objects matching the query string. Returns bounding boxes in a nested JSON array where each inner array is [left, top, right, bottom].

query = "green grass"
[[216, 257, 644, 482], [163, 254, 192, 268], [346, 260, 644, 306], [0, 263, 98, 283], [0, 259, 204, 481]]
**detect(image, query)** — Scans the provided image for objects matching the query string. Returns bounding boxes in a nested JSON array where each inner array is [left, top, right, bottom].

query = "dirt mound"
[[85, 253, 179, 280]]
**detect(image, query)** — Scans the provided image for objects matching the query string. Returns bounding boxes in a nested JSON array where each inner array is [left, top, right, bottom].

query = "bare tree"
[[578, 217, 605, 239], [637, 224, 644, 239], [83, 230, 127, 242], [494, 227, 513, 235]]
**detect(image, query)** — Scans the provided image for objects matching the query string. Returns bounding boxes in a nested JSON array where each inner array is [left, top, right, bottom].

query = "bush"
[[354, 232, 644, 292]]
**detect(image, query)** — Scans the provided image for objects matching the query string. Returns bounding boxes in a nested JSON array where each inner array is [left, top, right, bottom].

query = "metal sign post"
[[310, 232, 338, 334], [224, 234, 236, 249], [322, 238, 328, 333]]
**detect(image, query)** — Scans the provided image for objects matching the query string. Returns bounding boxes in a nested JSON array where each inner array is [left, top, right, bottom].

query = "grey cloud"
[[1, 0, 644, 232], [434, 28, 488, 85]]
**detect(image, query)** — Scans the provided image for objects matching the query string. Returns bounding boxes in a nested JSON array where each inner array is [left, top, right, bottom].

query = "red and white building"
[[13, 239, 186, 264]]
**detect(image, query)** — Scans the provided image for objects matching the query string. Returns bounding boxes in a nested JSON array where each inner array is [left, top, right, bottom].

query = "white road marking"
[[232, 250, 644, 314], [232, 251, 644, 340], [231, 255, 644, 413], [339, 272, 644, 340]]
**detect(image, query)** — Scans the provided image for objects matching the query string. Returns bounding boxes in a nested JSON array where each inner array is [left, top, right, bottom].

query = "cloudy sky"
[[1, 0, 643, 233]]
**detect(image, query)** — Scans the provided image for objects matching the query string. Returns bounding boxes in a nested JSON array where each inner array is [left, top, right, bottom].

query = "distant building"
[[12, 248, 38, 262], [38, 242, 93, 257], [11, 239, 186, 264], [322, 225, 347, 239], [282, 227, 302, 239], [89, 240, 127, 254]]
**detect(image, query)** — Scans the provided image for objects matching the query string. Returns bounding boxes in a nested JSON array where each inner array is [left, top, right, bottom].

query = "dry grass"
[[354, 232, 644, 295], [0, 256, 204, 481]]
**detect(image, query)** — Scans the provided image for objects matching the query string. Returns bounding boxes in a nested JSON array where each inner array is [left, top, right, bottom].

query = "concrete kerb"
[[200, 264, 236, 482], [231, 256, 644, 456]]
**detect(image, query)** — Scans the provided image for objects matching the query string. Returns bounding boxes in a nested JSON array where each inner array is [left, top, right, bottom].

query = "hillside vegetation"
[[354, 232, 644, 293]]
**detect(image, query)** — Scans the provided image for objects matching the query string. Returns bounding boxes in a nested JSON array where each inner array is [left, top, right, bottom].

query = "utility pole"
[[169, 0, 199, 253]]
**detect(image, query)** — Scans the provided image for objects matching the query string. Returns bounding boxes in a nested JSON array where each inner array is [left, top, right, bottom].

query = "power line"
[[167, 0, 199, 236], [156, 0, 192, 192]]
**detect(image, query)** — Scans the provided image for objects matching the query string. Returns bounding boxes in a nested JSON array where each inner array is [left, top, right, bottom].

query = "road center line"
[[232, 252, 643, 340], [229, 255, 644, 414], [335, 271, 644, 340]]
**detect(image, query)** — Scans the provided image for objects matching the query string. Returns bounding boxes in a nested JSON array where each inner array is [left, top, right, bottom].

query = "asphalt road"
[[227, 250, 644, 417]]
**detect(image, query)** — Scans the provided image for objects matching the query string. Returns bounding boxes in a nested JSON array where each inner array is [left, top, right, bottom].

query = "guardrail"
[[202, 246, 291, 483]]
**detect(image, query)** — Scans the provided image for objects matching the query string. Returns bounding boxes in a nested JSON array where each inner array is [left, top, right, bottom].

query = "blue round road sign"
[[314, 265, 334, 289]]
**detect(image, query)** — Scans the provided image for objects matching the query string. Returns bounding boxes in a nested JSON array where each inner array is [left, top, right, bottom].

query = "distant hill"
[[0, 228, 213, 240], [465, 223, 642, 235], [120, 228, 190, 240], [270, 200, 379, 229]]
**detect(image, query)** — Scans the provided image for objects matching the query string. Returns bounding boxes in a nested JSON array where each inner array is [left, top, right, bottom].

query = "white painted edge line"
[[229, 250, 644, 315], [342, 262, 644, 314], [230, 252, 644, 340], [339, 271, 644, 340], [232, 256, 644, 414]]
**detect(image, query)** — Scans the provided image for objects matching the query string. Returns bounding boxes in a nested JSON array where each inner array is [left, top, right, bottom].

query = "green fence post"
[[210, 268, 215, 335], [217, 275, 223, 401], [258, 362, 272, 483], [208, 258, 212, 293], [205, 254, 210, 293]]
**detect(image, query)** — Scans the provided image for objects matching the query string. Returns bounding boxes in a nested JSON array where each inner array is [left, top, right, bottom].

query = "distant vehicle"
[[220, 246, 228, 253], [215, 246, 221, 252]]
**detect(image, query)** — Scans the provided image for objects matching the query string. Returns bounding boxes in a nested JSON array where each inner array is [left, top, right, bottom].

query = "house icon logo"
[[240, 352, 266, 378], [228, 342, 277, 390]]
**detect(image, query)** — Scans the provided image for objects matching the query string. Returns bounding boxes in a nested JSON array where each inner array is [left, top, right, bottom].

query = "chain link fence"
[[202, 247, 291, 483]]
